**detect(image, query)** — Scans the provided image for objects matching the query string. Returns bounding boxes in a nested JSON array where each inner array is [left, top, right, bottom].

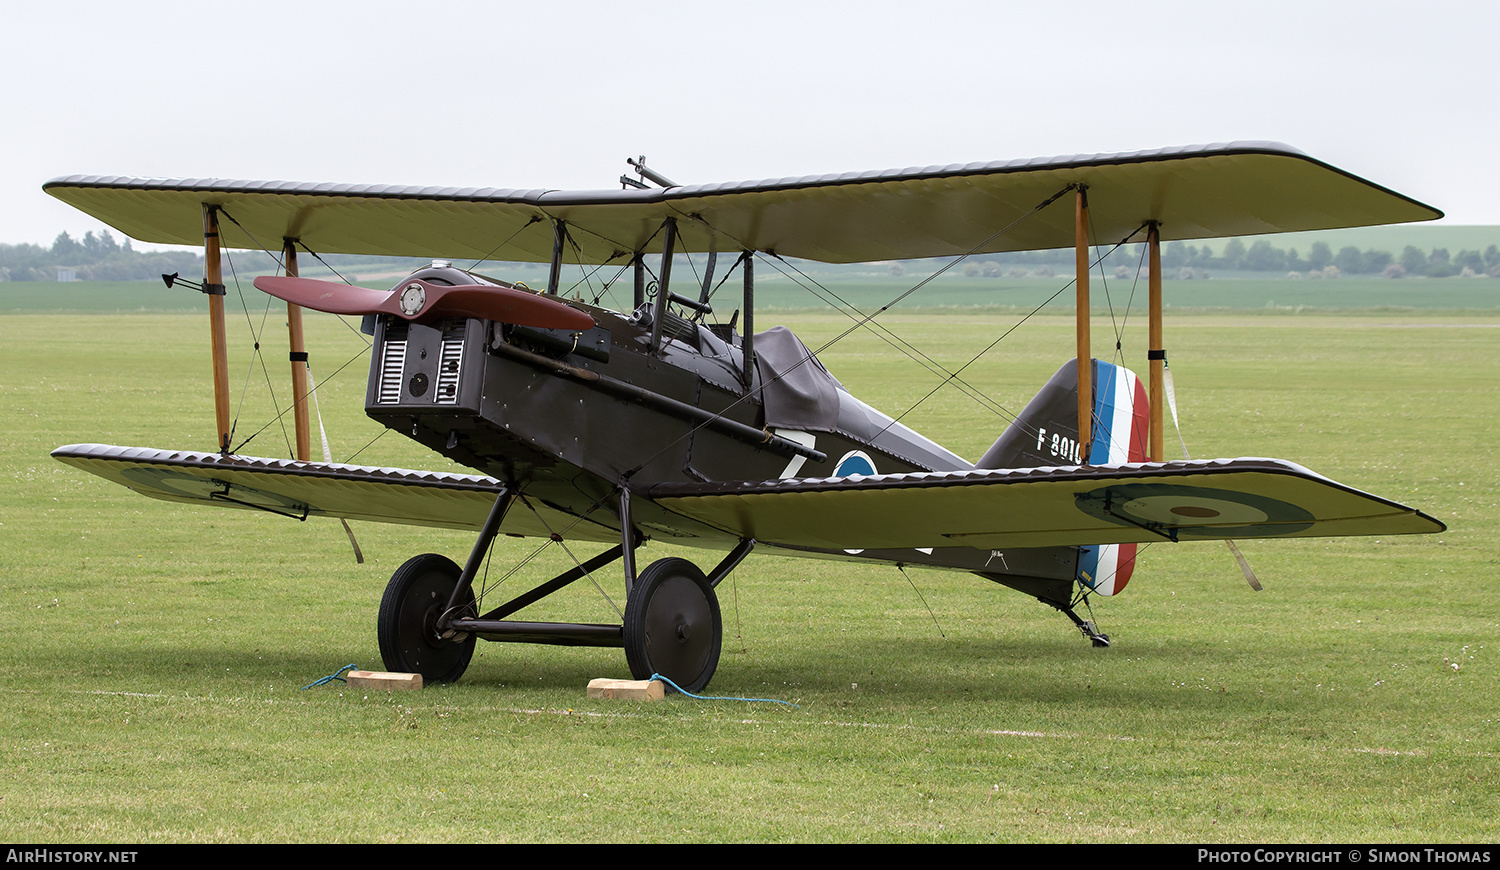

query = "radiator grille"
[[434, 321, 466, 404], [376, 323, 408, 404]]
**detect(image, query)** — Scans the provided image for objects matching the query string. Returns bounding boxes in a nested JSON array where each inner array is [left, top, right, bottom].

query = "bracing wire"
[[462, 215, 543, 273], [221, 247, 293, 457], [1084, 206, 1145, 369], [896, 564, 945, 638], [210, 207, 383, 459], [342, 428, 390, 466], [228, 343, 371, 456], [482, 492, 624, 619], [759, 254, 1022, 426], [620, 183, 1076, 479], [870, 226, 1150, 449], [1112, 242, 1151, 368], [702, 250, 749, 307], [590, 261, 634, 307]]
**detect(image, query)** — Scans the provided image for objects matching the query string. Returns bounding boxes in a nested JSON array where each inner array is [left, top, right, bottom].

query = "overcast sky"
[[5, 0, 1496, 248]]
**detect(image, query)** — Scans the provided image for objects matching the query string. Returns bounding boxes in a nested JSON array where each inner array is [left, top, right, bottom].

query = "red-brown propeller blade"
[[426, 286, 594, 329], [253, 276, 594, 331], [253, 275, 401, 316]]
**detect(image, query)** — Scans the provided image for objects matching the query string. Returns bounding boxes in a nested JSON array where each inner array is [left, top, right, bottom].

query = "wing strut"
[[204, 205, 231, 453], [649, 217, 678, 353], [1147, 221, 1164, 461], [283, 239, 313, 461], [631, 252, 646, 309], [741, 252, 756, 392], [1075, 186, 1092, 461], [546, 220, 566, 296]]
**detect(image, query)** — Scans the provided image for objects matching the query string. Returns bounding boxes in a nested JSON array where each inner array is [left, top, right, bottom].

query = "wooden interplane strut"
[[1147, 222, 1164, 462], [203, 205, 231, 453], [1075, 187, 1091, 459], [283, 240, 312, 462]]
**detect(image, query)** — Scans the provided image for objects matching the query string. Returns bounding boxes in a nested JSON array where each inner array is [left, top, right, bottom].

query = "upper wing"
[[51, 443, 620, 543], [646, 458, 1444, 550], [45, 142, 1440, 265]]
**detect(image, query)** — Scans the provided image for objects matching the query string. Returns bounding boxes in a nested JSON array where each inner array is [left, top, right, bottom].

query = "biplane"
[[45, 142, 1446, 692]]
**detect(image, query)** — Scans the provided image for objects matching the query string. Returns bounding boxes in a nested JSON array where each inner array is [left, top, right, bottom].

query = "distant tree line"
[[943, 239, 1500, 279], [0, 230, 202, 282], [1161, 239, 1500, 278], [6, 228, 1500, 282]]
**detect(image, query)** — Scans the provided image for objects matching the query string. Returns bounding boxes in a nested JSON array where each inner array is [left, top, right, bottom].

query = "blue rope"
[[651, 674, 799, 708], [303, 664, 360, 689]]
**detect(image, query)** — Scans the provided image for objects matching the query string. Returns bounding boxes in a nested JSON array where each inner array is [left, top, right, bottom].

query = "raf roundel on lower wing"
[[46, 143, 1445, 690]]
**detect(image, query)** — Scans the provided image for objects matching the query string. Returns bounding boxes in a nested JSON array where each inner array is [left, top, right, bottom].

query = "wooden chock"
[[587, 677, 665, 701], [346, 670, 423, 691]]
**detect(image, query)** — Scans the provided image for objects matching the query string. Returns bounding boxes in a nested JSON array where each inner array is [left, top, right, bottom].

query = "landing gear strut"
[[372, 485, 735, 691], [1056, 603, 1111, 648]]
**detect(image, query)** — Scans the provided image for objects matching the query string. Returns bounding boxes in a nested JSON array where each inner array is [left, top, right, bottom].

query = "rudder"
[[977, 359, 1148, 595]]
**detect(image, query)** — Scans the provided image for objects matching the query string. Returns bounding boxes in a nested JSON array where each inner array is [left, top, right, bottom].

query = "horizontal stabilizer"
[[50, 443, 618, 541], [647, 458, 1444, 551]]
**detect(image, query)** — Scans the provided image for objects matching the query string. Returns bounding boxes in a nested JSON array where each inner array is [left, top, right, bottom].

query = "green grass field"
[[1, 303, 1496, 842]]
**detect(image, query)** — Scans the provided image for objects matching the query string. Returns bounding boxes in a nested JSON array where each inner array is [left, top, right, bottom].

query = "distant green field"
[[745, 275, 1500, 312], [0, 280, 204, 312], [6, 272, 1499, 317], [1194, 223, 1500, 257], [1, 308, 1496, 842]]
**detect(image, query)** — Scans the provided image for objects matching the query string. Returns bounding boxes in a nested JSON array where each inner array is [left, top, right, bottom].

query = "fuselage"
[[362, 265, 1077, 601]]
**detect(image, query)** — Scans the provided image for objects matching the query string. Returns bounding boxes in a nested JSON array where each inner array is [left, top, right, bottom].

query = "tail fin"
[[977, 359, 1149, 595]]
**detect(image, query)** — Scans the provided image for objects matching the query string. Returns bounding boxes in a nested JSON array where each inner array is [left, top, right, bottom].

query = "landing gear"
[[377, 553, 477, 683], [622, 557, 723, 693], [1056, 603, 1111, 647], [370, 488, 736, 691]]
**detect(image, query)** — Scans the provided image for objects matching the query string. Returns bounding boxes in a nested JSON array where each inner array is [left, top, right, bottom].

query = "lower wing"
[[50, 443, 619, 542], [646, 458, 1444, 550], [56, 445, 1441, 552]]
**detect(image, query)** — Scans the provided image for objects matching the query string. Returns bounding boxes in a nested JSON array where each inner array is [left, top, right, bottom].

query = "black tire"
[[622, 557, 722, 693], [377, 553, 476, 684]]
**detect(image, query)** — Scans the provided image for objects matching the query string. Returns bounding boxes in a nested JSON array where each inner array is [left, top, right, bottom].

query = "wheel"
[[377, 553, 476, 684], [622, 558, 722, 693]]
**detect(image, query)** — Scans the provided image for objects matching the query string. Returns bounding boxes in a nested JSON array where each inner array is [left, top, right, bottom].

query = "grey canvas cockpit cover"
[[753, 326, 841, 431]]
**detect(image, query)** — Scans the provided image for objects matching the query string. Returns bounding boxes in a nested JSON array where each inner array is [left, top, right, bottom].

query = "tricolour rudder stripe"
[[1087, 361, 1147, 465], [1078, 361, 1149, 595]]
